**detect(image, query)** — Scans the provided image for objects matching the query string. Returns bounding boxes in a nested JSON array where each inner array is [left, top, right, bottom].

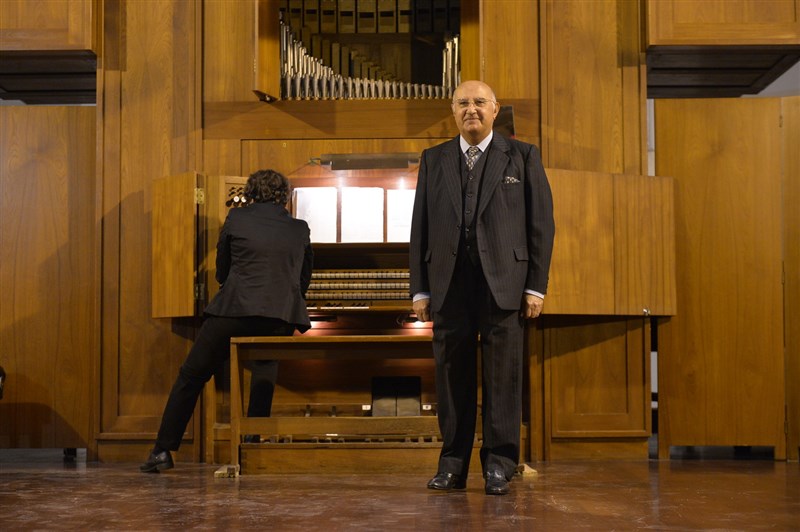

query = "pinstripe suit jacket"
[[410, 134, 555, 312]]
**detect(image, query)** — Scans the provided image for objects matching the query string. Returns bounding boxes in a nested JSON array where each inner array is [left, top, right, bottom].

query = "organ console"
[[152, 159, 461, 472], [306, 269, 410, 309], [239, 159, 453, 473], [152, 158, 677, 471]]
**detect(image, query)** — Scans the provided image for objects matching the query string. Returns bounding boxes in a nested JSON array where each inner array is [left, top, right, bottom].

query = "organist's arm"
[[215, 215, 232, 285]]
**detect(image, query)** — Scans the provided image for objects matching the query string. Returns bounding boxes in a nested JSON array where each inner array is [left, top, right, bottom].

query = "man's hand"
[[413, 297, 431, 323], [521, 294, 544, 319]]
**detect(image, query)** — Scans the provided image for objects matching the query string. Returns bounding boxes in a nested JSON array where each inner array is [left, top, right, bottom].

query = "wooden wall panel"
[[459, 0, 480, 82], [204, 99, 458, 140], [97, 0, 202, 461], [540, 0, 646, 174], [784, 96, 800, 460], [480, 0, 540, 144], [613, 174, 676, 316], [0, 106, 96, 449], [545, 169, 615, 315], [0, 0, 96, 51], [647, 0, 800, 45], [204, 0, 257, 102], [481, 0, 537, 99], [254, 0, 280, 100], [655, 98, 786, 459], [203, 139, 243, 176]]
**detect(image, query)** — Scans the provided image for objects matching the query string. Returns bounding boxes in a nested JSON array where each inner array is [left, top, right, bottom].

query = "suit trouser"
[[155, 315, 293, 451], [432, 252, 524, 480]]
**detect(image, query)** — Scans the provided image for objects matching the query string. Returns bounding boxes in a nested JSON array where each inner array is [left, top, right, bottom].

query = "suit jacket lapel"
[[477, 134, 510, 218], [441, 137, 462, 217]]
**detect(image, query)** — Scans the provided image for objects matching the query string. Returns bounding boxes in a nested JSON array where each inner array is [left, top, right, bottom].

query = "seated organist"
[[141, 169, 313, 473]]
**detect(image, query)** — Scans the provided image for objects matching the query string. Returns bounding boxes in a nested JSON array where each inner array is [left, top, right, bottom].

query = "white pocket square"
[[503, 175, 520, 184]]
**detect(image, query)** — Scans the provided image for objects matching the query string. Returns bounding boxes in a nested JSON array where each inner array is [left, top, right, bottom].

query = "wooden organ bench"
[[227, 334, 448, 476]]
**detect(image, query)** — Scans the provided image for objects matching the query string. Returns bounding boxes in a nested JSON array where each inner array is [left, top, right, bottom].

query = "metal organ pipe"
[[279, 19, 460, 101]]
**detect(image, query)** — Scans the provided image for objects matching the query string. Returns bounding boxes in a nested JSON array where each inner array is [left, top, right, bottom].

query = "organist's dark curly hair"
[[244, 169, 291, 205]]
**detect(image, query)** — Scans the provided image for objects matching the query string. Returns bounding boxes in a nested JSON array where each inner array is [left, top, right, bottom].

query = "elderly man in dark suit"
[[141, 169, 313, 473], [410, 80, 555, 495]]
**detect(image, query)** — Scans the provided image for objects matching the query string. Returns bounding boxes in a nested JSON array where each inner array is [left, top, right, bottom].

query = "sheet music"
[[293, 187, 338, 243], [341, 187, 384, 242], [386, 189, 415, 242]]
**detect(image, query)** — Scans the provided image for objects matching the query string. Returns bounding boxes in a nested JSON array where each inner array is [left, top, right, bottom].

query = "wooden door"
[[655, 98, 786, 459], [543, 317, 651, 460], [151, 172, 203, 318]]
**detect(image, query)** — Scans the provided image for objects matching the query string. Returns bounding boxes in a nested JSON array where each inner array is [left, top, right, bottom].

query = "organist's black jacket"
[[204, 201, 313, 332]]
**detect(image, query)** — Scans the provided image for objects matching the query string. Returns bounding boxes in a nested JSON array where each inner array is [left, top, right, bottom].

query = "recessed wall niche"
[[256, 0, 464, 101]]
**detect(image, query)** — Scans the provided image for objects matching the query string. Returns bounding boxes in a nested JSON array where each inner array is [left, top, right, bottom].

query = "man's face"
[[451, 81, 499, 143]]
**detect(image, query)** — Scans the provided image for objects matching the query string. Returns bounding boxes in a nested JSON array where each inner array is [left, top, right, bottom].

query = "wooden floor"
[[1, 448, 798, 530]]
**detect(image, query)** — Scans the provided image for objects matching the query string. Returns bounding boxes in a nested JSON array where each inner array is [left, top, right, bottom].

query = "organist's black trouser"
[[155, 315, 293, 451]]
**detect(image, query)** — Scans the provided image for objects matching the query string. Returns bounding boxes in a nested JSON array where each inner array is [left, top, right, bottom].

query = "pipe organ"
[[277, 1, 461, 100], [152, 162, 454, 470], [152, 161, 677, 470]]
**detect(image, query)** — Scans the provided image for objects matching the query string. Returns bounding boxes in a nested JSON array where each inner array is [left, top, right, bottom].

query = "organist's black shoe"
[[484, 470, 510, 495], [427, 472, 466, 491], [140, 450, 174, 473]]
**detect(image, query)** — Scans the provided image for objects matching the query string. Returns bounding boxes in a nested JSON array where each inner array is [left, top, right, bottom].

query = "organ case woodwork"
[[152, 162, 675, 466]]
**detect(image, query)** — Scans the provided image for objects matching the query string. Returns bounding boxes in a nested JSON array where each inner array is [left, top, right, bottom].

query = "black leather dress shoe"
[[427, 472, 466, 491], [484, 470, 510, 495], [139, 450, 174, 473]]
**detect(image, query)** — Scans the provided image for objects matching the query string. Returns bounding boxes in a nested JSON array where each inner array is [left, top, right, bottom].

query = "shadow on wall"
[[0, 372, 87, 449]]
